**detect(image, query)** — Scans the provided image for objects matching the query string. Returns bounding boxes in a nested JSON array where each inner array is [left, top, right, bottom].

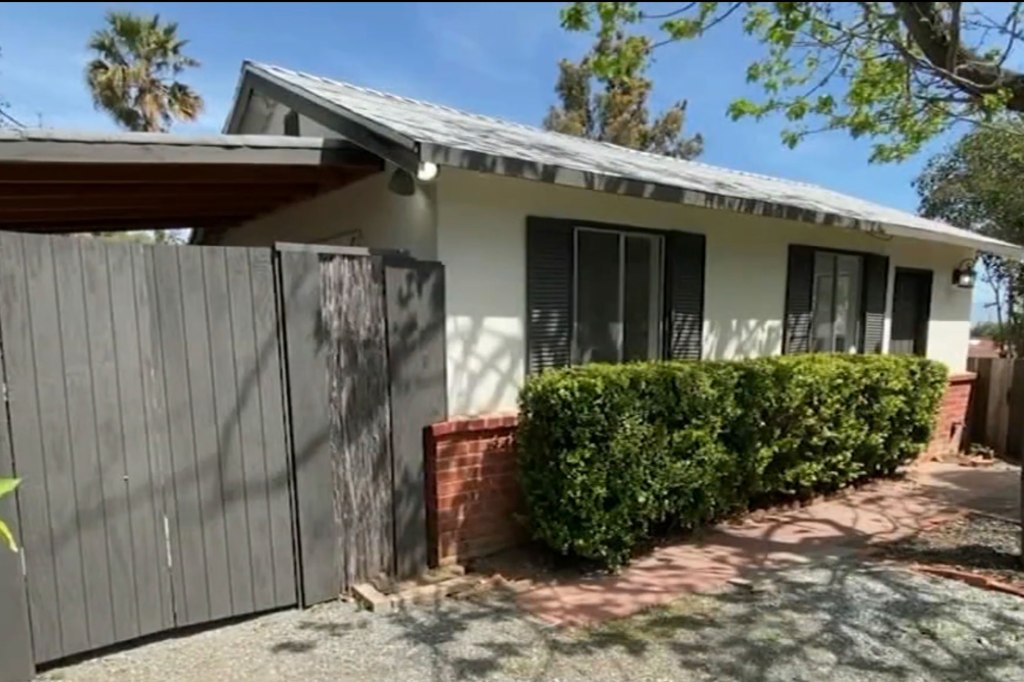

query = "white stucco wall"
[[437, 168, 974, 416], [217, 166, 438, 260]]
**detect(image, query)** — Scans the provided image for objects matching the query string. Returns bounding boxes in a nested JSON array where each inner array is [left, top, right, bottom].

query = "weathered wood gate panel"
[[278, 245, 446, 605]]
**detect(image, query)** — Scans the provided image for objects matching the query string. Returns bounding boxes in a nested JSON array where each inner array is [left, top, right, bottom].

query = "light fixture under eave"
[[952, 258, 976, 289], [416, 161, 439, 182], [387, 168, 416, 196]]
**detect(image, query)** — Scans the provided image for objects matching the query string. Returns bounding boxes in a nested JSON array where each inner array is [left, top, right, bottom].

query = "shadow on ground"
[[263, 559, 1024, 682]]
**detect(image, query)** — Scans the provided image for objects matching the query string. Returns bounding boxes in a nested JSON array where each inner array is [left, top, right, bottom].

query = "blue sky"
[[0, 2, 995, 320]]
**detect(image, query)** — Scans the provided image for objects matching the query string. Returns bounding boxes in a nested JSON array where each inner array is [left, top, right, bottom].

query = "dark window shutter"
[[663, 232, 705, 360], [862, 254, 889, 354], [783, 245, 815, 354], [526, 218, 573, 373]]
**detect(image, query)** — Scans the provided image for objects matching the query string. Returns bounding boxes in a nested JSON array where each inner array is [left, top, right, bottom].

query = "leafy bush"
[[518, 355, 947, 568]]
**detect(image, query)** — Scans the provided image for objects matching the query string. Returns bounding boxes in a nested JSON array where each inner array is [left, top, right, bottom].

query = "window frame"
[[788, 243, 878, 355], [571, 225, 665, 364]]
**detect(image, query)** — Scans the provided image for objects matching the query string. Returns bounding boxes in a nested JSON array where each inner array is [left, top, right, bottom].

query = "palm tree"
[[85, 12, 203, 132]]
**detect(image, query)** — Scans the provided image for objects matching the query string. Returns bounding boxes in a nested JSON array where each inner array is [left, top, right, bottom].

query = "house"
[[203, 62, 1022, 419]]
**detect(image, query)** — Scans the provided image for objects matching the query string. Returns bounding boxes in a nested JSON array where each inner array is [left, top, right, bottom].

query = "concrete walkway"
[[517, 462, 1021, 626]]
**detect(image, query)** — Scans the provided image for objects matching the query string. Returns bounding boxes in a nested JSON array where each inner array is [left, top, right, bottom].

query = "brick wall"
[[424, 415, 523, 567], [921, 372, 975, 462]]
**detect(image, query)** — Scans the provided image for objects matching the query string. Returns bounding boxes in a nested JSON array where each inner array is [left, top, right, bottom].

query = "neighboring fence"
[[0, 234, 445, 681], [967, 357, 1024, 460]]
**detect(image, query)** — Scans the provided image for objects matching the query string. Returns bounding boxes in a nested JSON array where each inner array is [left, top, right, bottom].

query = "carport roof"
[[0, 128, 382, 232]]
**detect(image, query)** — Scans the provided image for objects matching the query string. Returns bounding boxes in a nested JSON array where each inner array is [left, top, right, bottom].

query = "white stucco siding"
[[217, 167, 438, 260], [438, 168, 973, 416]]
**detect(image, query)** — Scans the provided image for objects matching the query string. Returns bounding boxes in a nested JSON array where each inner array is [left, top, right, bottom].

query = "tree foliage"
[[916, 121, 1024, 353], [545, 25, 703, 158], [85, 11, 204, 132], [562, 2, 1024, 162]]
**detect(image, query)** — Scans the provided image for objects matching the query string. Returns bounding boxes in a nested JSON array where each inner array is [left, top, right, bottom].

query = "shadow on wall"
[[446, 317, 789, 416], [703, 319, 785, 361], [447, 316, 523, 416]]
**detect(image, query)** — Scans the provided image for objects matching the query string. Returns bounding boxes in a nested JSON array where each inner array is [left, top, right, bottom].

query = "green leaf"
[[0, 477, 20, 498], [0, 519, 17, 552]]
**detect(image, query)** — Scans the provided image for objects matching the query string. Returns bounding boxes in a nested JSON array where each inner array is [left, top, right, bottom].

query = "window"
[[811, 251, 863, 353], [574, 228, 663, 363]]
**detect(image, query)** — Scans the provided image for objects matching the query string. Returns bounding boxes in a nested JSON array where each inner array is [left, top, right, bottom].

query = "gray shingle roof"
[[245, 62, 1022, 258]]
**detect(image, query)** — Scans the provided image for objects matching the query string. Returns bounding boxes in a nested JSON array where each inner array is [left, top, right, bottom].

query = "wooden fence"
[[0, 235, 446, 681], [967, 357, 1024, 460]]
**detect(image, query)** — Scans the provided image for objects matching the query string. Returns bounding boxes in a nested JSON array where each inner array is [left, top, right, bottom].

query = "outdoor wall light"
[[952, 258, 976, 288], [387, 168, 416, 196], [387, 163, 439, 196], [416, 161, 439, 182]]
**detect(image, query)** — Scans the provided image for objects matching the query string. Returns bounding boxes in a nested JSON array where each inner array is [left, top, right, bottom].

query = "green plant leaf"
[[0, 519, 17, 552], [0, 477, 20, 498]]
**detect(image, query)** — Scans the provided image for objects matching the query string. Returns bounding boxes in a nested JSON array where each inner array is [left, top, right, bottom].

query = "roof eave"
[[419, 142, 1023, 260], [226, 62, 422, 173]]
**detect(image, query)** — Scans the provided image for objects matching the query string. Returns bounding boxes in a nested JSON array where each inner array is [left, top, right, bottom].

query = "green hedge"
[[517, 355, 947, 568]]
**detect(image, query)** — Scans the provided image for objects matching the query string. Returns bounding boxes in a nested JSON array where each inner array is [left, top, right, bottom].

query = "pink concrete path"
[[516, 462, 1021, 626]]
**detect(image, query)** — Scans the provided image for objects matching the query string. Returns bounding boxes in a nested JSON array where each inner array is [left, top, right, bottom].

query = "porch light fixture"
[[416, 161, 439, 182], [387, 163, 440, 196], [387, 168, 416, 196], [952, 258, 976, 288]]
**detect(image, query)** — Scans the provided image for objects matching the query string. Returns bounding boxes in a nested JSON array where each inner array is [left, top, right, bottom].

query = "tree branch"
[[893, 1, 1024, 111]]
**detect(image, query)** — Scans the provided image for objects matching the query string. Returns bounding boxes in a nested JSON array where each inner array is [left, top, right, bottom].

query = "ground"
[[37, 462, 1024, 682]]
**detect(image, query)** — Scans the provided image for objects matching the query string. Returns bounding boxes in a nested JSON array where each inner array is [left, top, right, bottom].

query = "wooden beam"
[[0, 196, 308, 212], [0, 216, 249, 232], [0, 182, 322, 199], [0, 163, 376, 185], [0, 205, 268, 224], [0, 136, 384, 168]]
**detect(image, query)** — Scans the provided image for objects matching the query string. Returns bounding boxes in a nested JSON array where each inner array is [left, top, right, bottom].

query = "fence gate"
[[0, 233, 297, 668]]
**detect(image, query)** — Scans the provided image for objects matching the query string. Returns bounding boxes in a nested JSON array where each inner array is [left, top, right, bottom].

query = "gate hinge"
[[162, 514, 173, 570]]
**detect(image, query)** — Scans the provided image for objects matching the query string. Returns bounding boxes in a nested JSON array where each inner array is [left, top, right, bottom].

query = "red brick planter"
[[424, 414, 523, 567], [921, 372, 975, 462]]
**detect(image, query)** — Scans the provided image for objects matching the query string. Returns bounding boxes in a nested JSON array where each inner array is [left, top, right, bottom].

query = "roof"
[[0, 128, 378, 167], [235, 62, 1023, 259], [0, 128, 381, 233]]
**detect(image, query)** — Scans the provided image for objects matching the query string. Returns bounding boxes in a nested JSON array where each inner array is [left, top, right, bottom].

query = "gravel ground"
[[38, 560, 1024, 682], [877, 513, 1022, 584]]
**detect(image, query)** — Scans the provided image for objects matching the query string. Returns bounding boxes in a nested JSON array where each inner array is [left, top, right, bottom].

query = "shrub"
[[517, 355, 947, 568]]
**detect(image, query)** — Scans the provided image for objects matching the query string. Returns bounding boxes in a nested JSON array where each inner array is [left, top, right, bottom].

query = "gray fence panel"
[[0, 232, 61, 663], [249, 248, 296, 606], [277, 249, 337, 605], [151, 246, 210, 626], [23, 235, 91, 657], [0, 290, 33, 682], [384, 259, 446, 579], [176, 247, 234, 622], [0, 235, 176, 664], [79, 239, 137, 643], [124, 245, 175, 637], [203, 248, 255, 615], [323, 256, 394, 587], [155, 245, 297, 625], [52, 237, 116, 650]]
